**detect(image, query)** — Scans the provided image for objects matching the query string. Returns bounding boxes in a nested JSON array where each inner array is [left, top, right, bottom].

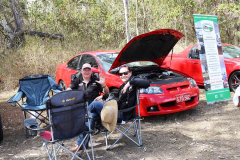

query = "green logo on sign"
[[202, 23, 213, 32]]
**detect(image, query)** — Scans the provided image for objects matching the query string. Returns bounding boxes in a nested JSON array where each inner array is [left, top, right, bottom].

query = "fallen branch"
[[17, 30, 64, 41]]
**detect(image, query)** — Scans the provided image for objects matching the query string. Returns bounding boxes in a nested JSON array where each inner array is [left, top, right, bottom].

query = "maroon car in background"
[[164, 43, 240, 91], [56, 29, 200, 116]]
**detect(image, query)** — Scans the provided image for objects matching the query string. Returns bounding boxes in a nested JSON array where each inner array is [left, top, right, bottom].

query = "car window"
[[96, 53, 158, 72], [80, 55, 99, 69], [188, 46, 200, 59], [96, 53, 118, 72], [67, 56, 81, 70]]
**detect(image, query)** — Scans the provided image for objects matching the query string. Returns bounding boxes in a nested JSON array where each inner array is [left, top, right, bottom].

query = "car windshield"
[[96, 53, 158, 72], [222, 45, 240, 58]]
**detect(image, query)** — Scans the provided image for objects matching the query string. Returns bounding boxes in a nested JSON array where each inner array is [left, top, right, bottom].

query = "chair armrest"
[[23, 118, 52, 131], [7, 91, 24, 103]]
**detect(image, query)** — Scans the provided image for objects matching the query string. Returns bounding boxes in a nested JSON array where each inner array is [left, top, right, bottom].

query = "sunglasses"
[[119, 71, 129, 76]]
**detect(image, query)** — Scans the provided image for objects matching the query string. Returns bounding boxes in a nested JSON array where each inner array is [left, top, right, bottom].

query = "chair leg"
[[89, 134, 95, 160], [105, 119, 143, 150], [138, 118, 142, 146], [23, 111, 29, 138], [105, 131, 108, 150]]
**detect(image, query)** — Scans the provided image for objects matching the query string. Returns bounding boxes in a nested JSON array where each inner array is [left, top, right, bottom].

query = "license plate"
[[176, 93, 190, 103]]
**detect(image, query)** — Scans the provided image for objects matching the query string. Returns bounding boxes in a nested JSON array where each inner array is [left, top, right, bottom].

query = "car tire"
[[0, 113, 3, 141], [59, 80, 67, 91], [229, 71, 240, 92]]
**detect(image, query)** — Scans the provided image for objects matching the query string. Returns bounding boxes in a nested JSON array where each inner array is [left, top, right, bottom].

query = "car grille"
[[166, 85, 190, 92], [185, 96, 195, 103], [180, 85, 189, 89], [161, 101, 176, 107], [166, 87, 178, 92]]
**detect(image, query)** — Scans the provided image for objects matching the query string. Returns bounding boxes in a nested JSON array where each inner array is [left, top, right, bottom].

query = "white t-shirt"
[[233, 86, 240, 106]]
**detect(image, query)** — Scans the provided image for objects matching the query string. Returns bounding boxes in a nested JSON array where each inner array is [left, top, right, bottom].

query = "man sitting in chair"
[[66, 63, 109, 104], [66, 63, 109, 151], [70, 65, 150, 152]]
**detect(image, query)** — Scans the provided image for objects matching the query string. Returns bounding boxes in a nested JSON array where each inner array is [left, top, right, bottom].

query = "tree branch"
[[0, 19, 14, 38], [17, 30, 64, 41], [0, 0, 15, 31], [0, 27, 10, 39]]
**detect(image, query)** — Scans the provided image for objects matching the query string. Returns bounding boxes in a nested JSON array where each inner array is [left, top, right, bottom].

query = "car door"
[[184, 46, 203, 84], [64, 55, 81, 86]]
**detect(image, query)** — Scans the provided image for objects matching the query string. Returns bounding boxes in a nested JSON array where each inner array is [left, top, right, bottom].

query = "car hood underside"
[[110, 29, 184, 71]]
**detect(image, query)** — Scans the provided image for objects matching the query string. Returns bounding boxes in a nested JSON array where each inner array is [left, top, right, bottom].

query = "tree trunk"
[[136, 0, 139, 36], [183, 19, 187, 47], [142, 0, 146, 33], [123, 0, 130, 43], [213, 0, 218, 15]]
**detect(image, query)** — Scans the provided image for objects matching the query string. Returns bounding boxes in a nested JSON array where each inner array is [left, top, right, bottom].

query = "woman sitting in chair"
[[70, 65, 150, 152]]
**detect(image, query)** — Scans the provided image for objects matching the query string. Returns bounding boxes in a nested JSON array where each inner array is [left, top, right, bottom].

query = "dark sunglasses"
[[119, 71, 129, 76]]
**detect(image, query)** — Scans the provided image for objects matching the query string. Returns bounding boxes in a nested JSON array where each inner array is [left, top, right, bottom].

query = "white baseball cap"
[[82, 63, 92, 70]]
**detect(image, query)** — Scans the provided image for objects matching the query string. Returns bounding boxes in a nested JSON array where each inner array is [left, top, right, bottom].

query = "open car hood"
[[109, 29, 184, 71]]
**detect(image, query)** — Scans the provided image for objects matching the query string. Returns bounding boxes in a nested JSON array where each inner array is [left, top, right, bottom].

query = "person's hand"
[[96, 73, 106, 87], [94, 95, 103, 101], [121, 82, 130, 94]]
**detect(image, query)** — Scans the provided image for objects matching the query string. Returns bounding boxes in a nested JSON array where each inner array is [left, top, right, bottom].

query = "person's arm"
[[121, 77, 150, 93], [66, 78, 78, 90], [102, 84, 109, 94], [96, 73, 109, 94]]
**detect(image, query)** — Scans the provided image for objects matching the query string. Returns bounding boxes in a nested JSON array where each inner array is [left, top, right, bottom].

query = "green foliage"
[[1, 0, 240, 91]]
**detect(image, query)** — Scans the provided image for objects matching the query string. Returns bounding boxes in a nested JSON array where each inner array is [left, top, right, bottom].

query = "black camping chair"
[[104, 88, 143, 150], [7, 75, 62, 137], [27, 90, 94, 160]]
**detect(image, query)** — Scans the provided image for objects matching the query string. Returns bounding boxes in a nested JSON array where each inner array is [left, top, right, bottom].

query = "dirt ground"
[[1, 88, 240, 160]]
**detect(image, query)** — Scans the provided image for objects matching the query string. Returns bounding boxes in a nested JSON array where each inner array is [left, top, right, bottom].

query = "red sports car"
[[56, 29, 199, 116], [164, 43, 240, 92]]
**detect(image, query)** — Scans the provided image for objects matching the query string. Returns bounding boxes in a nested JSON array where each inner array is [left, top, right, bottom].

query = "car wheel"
[[229, 71, 240, 92], [59, 80, 67, 91], [0, 113, 3, 141], [110, 88, 119, 96]]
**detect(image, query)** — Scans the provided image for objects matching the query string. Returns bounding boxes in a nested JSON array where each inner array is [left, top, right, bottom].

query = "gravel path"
[[0, 88, 239, 160]]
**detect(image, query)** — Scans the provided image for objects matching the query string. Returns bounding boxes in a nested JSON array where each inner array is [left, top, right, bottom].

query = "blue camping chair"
[[8, 75, 62, 137], [29, 90, 94, 160]]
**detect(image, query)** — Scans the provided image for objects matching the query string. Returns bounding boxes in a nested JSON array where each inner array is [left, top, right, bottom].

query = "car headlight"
[[189, 78, 197, 88], [140, 86, 163, 94]]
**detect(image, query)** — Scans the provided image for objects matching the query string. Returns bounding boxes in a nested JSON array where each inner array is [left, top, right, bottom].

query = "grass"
[[0, 36, 191, 92], [0, 36, 105, 91]]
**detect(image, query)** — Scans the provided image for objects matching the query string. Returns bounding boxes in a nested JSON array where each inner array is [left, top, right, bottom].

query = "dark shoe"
[[98, 124, 107, 133], [70, 145, 88, 152], [93, 128, 100, 135]]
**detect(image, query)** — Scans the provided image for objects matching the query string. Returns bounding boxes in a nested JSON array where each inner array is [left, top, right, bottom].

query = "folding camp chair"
[[34, 90, 94, 160], [104, 88, 142, 150], [7, 74, 62, 137]]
